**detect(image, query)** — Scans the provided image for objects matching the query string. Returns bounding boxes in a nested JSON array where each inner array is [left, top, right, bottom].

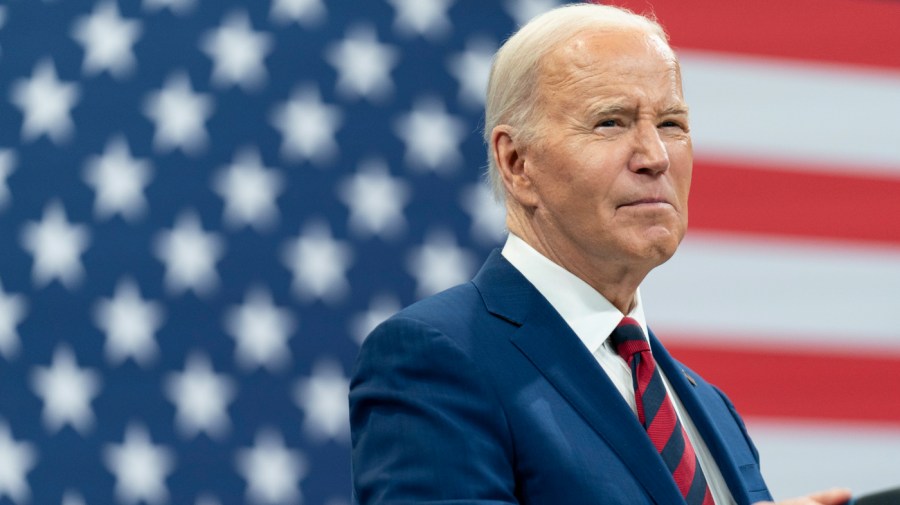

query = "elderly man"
[[350, 4, 851, 505]]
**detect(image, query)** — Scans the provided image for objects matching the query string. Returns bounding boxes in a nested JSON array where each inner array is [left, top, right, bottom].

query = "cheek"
[[531, 152, 580, 200], [677, 164, 692, 199], [668, 146, 693, 200]]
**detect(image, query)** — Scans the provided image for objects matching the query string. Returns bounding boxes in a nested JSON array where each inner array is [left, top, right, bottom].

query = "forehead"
[[537, 28, 683, 105], [555, 27, 675, 67]]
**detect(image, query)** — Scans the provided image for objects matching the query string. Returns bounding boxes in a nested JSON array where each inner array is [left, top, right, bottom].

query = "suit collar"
[[500, 234, 650, 355], [473, 251, 686, 504], [475, 251, 755, 504], [650, 330, 755, 505], [471, 249, 535, 326]]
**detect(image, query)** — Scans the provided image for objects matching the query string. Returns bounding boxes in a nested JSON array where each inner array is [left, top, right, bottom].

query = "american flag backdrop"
[[0, 0, 898, 503]]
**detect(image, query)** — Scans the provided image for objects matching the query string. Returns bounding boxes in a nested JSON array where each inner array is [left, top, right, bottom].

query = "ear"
[[491, 125, 539, 208]]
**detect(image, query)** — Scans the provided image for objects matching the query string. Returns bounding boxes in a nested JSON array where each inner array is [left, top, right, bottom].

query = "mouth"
[[617, 198, 673, 209]]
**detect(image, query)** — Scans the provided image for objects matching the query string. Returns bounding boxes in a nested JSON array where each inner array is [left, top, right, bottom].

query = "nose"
[[628, 122, 669, 175]]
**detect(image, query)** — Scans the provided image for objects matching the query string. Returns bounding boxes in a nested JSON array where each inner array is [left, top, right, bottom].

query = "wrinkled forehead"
[[540, 27, 679, 83]]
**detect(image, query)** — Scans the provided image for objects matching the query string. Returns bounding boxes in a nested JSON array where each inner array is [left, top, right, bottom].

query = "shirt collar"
[[501, 233, 648, 353]]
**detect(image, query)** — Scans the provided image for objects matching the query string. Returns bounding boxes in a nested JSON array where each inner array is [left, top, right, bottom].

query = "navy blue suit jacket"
[[350, 250, 773, 504]]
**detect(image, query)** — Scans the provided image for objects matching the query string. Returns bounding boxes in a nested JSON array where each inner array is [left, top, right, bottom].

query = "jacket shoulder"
[[393, 282, 484, 326]]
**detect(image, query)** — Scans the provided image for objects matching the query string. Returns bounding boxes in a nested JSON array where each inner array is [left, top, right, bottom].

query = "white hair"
[[483, 3, 669, 201]]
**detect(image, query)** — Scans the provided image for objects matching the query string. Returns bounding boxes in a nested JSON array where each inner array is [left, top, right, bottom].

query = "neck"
[[507, 211, 648, 314]]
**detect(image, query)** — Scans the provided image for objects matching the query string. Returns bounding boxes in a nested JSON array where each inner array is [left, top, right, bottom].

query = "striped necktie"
[[609, 317, 714, 505]]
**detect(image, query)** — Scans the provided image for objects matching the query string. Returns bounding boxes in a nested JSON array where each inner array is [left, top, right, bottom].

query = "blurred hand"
[[754, 487, 853, 505]]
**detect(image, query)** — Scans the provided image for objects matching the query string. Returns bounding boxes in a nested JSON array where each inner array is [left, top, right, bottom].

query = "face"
[[516, 28, 692, 274]]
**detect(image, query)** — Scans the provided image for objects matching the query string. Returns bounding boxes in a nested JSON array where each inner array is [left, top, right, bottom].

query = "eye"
[[596, 119, 619, 128], [658, 120, 688, 131]]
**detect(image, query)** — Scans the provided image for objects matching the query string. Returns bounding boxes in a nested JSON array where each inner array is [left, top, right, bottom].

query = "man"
[[350, 4, 851, 504]]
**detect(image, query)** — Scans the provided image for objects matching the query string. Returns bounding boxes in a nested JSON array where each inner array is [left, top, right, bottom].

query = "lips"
[[618, 197, 672, 208]]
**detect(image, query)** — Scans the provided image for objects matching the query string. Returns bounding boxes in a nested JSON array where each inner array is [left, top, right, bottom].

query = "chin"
[[634, 230, 682, 266], [650, 244, 678, 266]]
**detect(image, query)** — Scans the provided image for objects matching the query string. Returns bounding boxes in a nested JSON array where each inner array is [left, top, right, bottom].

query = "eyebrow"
[[661, 104, 690, 116], [587, 102, 690, 117], [587, 103, 631, 117]]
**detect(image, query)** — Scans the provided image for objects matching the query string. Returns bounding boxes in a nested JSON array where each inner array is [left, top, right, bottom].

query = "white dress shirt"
[[501, 233, 735, 505]]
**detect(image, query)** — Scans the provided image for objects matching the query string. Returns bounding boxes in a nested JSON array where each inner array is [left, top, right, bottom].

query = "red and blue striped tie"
[[610, 317, 714, 505]]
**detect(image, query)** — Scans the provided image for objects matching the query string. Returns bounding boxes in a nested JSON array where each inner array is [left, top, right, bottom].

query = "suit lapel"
[[473, 251, 684, 505], [649, 330, 753, 505]]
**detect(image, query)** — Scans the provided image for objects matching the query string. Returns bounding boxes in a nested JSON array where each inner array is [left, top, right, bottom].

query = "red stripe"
[[666, 339, 900, 425], [607, 0, 900, 70], [689, 159, 900, 246], [671, 443, 697, 498]]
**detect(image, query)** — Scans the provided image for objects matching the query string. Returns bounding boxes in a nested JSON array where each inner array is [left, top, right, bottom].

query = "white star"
[[212, 147, 284, 231], [143, 72, 214, 155], [281, 221, 353, 304], [83, 136, 153, 221], [294, 359, 350, 442], [195, 495, 221, 505], [20, 201, 90, 290], [9, 59, 80, 144], [154, 211, 224, 296], [62, 490, 86, 505], [325, 24, 399, 102], [387, 0, 453, 40], [0, 280, 27, 359], [235, 429, 307, 505], [504, 0, 561, 26], [29, 345, 101, 435], [407, 230, 476, 297], [394, 96, 466, 173], [93, 277, 164, 367], [0, 421, 37, 503], [142, 0, 195, 16], [460, 183, 507, 245], [269, 0, 326, 27], [270, 85, 342, 165], [164, 352, 235, 439], [104, 424, 175, 505], [0, 149, 16, 209], [200, 11, 272, 91], [350, 293, 401, 345], [224, 287, 296, 372], [71, 1, 142, 79], [336, 158, 409, 239], [447, 36, 496, 108]]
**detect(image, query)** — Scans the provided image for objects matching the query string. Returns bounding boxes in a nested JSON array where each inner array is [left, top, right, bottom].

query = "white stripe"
[[641, 232, 900, 349], [680, 50, 900, 176], [747, 418, 900, 499]]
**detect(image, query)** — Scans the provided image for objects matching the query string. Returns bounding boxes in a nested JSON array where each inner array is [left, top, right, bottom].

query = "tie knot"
[[609, 317, 650, 361]]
